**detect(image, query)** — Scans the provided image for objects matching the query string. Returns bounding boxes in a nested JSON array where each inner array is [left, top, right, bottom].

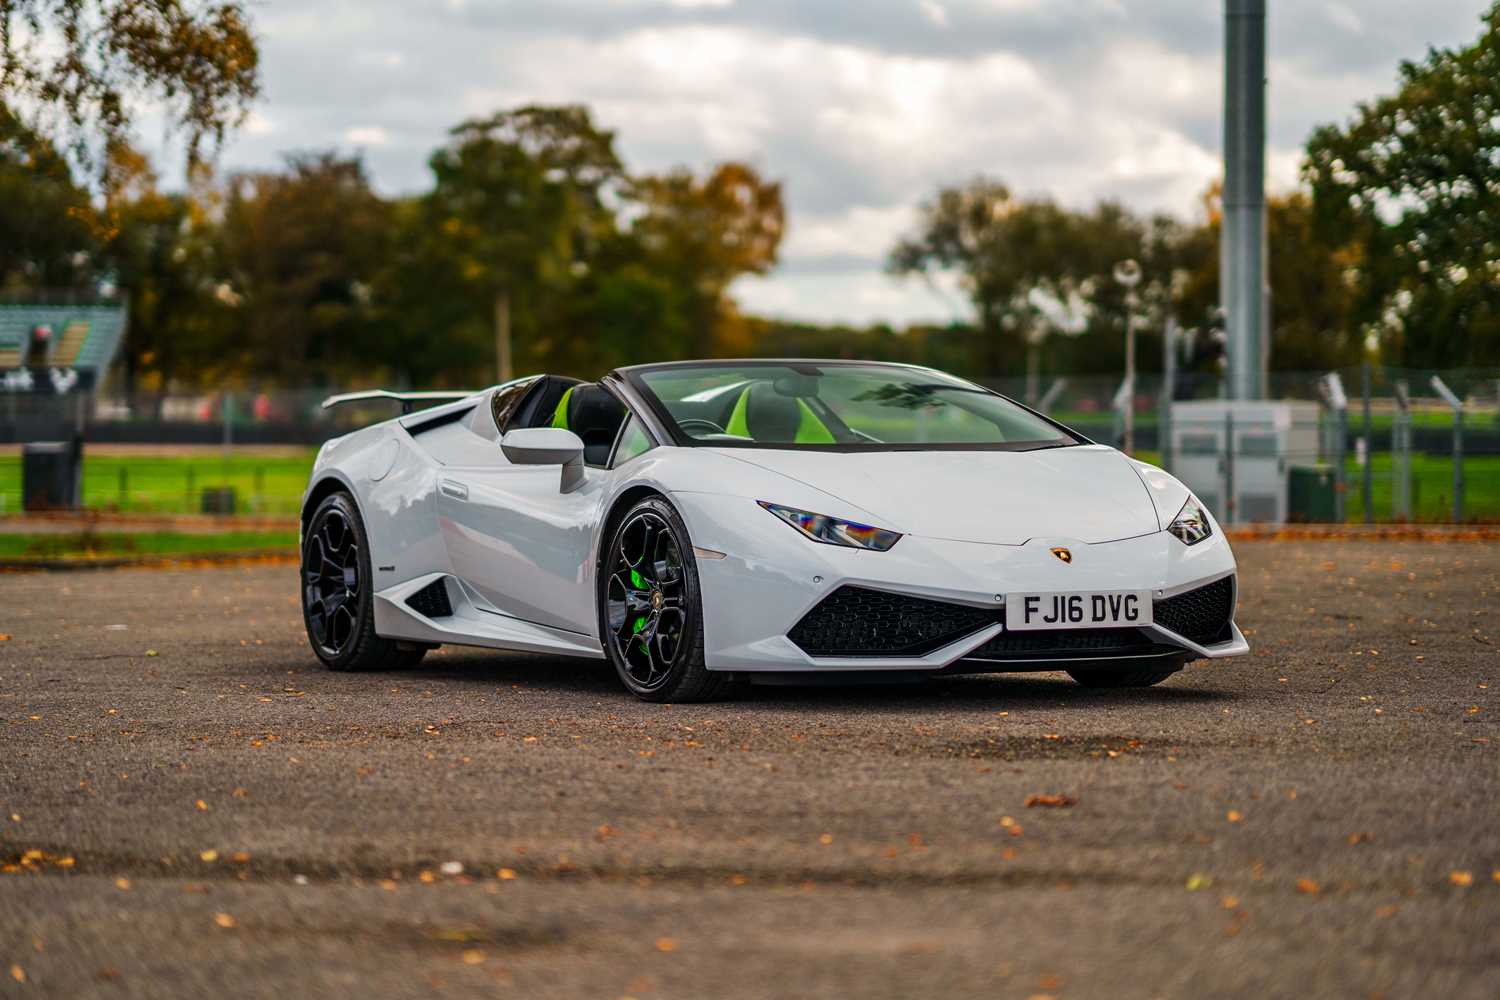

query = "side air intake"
[[405, 579, 454, 619]]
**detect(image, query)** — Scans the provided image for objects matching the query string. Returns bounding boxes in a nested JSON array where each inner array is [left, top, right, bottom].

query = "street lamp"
[[1113, 259, 1142, 454]]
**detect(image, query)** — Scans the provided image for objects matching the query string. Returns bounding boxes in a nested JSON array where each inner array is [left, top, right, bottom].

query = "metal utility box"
[[1169, 401, 1320, 524], [1287, 465, 1337, 522], [22, 440, 82, 510]]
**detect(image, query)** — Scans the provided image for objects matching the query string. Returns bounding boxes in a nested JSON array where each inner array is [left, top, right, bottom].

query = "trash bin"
[[1287, 464, 1337, 523], [22, 441, 82, 510], [201, 486, 237, 515]]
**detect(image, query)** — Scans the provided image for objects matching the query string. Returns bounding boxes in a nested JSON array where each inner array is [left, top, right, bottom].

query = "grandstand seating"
[[0, 305, 128, 373]]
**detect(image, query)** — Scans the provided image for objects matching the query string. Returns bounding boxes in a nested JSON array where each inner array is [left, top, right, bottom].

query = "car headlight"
[[757, 501, 902, 551], [1167, 497, 1213, 545]]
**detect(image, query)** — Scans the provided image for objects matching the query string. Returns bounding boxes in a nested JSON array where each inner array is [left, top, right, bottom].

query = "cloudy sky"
[[204, 0, 1490, 325]]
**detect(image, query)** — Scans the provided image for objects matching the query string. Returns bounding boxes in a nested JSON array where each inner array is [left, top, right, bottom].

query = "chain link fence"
[[2, 368, 1498, 522]]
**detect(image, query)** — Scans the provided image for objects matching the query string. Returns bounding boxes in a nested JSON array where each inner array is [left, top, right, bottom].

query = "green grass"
[[0, 530, 298, 560], [1, 445, 1496, 525], [0, 451, 315, 515]]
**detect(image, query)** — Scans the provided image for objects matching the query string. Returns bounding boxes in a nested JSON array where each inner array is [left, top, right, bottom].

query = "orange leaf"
[[1025, 794, 1077, 809], [1295, 878, 1320, 895]]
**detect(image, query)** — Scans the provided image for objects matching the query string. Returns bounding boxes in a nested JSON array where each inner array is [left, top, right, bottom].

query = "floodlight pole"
[[1392, 380, 1412, 520], [1114, 259, 1142, 454], [1223, 0, 1267, 401]]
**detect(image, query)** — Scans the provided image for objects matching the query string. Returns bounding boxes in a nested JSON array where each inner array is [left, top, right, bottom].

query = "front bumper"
[[674, 491, 1247, 673]]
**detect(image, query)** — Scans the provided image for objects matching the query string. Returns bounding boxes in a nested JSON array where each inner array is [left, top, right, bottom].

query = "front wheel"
[[302, 492, 426, 672], [598, 496, 729, 703]]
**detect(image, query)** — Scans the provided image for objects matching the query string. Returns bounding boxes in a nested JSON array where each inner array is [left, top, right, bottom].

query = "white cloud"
[[343, 126, 389, 146], [1324, 3, 1365, 35], [199, 0, 1490, 326], [919, 1, 949, 28]]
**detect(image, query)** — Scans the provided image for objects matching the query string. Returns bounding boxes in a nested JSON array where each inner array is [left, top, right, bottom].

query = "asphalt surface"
[[1, 541, 1496, 999]]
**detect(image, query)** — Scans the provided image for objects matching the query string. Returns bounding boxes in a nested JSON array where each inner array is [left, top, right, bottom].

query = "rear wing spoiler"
[[320, 389, 479, 415]]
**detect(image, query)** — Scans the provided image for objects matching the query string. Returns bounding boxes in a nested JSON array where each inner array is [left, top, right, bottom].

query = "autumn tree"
[[0, 0, 258, 186], [1304, 3, 1500, 367], [626, 162, 785, 356], [215, 152, 393, 384], [420, 105, 624, 380], [97, 145, 229, 409], [0, 103, 96, 291]]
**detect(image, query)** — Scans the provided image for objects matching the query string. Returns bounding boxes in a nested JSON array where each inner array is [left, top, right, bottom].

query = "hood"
[[712, 444, 1161, 546]]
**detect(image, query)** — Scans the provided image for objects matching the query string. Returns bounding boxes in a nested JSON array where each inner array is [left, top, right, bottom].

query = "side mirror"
[[500, 427, 586, 493]]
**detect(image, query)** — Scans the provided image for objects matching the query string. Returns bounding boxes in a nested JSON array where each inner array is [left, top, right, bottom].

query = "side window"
[[610, 415, 654, 468], [491, 377, 541, 435]]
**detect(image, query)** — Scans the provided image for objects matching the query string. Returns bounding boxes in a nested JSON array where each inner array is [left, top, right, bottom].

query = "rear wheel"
[[1067, 663, 1182, 688], [302, 492, 425, 672], [598, 496, 729, 703]]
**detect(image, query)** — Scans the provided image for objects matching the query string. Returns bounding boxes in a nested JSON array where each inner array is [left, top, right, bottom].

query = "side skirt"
[[372, 573, 605, 660]]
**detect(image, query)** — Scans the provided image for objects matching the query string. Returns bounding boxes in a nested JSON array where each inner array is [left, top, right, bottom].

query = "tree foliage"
[[0, 0, 259, 181], [1304, 3, 1500, 366]]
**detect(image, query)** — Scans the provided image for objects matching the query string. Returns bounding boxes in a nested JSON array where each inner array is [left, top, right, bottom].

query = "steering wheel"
[[676, 418, 727, 437]]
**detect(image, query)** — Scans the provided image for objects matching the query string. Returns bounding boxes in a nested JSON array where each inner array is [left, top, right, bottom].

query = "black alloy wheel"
[[301, 491, 427, 672], [599, 496, 728, 702]]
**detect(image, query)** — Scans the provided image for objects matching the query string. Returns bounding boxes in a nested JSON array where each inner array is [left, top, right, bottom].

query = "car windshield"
[[630, 362, 1081, 451]]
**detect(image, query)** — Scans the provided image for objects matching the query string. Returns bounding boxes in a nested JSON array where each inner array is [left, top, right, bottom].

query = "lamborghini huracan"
[[300, 360, 1247, 701]]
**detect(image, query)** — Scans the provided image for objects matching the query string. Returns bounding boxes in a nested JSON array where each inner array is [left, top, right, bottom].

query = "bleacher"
[[0, 304, 128, 373]]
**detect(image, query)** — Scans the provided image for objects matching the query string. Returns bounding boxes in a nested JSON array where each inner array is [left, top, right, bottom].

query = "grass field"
[[0, 450, 316, 515], [1, 446, 1497, 522], [0, 529, 299, 561]]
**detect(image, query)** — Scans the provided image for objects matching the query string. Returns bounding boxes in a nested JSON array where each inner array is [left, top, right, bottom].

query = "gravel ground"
[[0, 540, 1496, 999]]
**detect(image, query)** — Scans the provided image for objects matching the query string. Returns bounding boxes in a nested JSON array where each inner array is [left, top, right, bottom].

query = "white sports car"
[[301, 360, 1247, 701]]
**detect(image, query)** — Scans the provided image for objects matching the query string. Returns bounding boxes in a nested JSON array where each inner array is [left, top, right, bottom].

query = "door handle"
[[439, 479, 468, 501]]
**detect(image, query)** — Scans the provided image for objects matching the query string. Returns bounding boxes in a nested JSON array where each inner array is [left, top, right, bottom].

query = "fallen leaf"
[[1347, 832, 1371, 845], [1226, 810, 1244, 823], [213, 913, 237, 929], [461, 949, 485, 965], [1221, 895, 1239, 909], [1295, 878, 1320, 895], [115, 878, 131, 890], [200, 849, 219, 862], [1025, 794, 1077, 809], [1448, 870, 1473, 887], [1185, 873, 1210, 891], [496, 868, 517, 880], [655, 937, 676, 953], [1375, 905, 1399, 919], [194, 799, 209, 812], [818, 833, 833, 845], [0, 634, 10, 641], [10, 964, 24, 983], [145, 649, 158, 657]]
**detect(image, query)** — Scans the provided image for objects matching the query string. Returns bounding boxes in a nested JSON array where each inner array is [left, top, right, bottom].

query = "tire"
[[302, 492, 426, 672], [598, 495, 730, 703], [1067, 663, 1182, 688]]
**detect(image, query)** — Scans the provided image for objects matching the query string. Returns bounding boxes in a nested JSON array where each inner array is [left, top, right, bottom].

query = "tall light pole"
[[1114, 259, 1142, 454], [1223, 0, 1267, 400]]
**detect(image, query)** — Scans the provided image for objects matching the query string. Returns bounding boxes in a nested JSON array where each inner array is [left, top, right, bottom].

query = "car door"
[[434, 382, 628, 636], [436, 455, 609, 635]]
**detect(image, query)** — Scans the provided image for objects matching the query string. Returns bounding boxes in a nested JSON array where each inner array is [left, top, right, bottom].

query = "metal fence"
[[2, 367, 1498, 522]]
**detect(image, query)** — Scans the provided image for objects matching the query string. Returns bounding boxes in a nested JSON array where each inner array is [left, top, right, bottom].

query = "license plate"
[[1005, 591, 1152, 631]]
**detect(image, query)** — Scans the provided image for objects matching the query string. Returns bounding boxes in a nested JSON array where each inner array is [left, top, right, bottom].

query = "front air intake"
[[788, 586, 997, 658], [1153, 575, 1234, 644]]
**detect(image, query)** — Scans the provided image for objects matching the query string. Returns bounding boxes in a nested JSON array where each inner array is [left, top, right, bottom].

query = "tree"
[[216, 152, 393, 384], [888, 178, 1187, 379], [626, 162, 785, 356], [422, 105, 624, 380], [97, 143, 229, 409], [0, 0, 259, 184], [0, 103, 96, 291], [1304, 3, 1500, 367]]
